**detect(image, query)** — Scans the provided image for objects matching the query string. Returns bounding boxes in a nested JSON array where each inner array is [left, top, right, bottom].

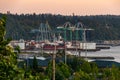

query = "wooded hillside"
[[0, 13, 120, 41]]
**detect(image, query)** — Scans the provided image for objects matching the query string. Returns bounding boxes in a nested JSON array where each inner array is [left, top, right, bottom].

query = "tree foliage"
[[56, 62, 72, 78], [0, 16, 23, 80], [0, 13, 119, 40], [74, 70, 92, 80]]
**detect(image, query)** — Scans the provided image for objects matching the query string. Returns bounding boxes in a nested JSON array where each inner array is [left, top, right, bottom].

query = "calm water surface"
[[81, 46, 120, 62]]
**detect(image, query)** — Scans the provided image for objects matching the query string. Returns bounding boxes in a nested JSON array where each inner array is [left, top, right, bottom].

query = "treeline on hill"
[[0, 13, 120, 41]]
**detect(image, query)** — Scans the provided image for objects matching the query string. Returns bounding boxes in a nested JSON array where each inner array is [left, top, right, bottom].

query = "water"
[[19, 46, 120, 63], [80, 46, 120, 63]]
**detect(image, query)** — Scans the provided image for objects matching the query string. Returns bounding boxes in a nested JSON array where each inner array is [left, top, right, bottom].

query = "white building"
[[79, 42, 96, 50]]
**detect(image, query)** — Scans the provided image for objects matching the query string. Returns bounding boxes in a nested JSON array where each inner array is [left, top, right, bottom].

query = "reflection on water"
[[81, 46, 120, 62]]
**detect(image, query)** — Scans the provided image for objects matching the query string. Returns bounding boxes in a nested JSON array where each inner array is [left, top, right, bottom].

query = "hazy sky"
[[0, 0, 120, 15]]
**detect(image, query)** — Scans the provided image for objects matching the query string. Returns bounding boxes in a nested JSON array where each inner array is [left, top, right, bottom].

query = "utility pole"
[[52, 34, 56, 80], [64, 27, 67, 64], [41, 44, 43, 56], [83, 29, 87, 60]]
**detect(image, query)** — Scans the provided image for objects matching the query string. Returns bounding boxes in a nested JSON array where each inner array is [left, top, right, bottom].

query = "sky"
[[0, 0, 120, 15]]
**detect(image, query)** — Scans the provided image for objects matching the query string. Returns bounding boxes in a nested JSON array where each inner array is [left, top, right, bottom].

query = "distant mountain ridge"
[[0, 13, 120, 41]]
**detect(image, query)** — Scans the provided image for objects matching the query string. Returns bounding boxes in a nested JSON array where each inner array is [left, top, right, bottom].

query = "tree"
[[1, 13, 120, 40], [45, 61, 53, 79], [0, 16, 23, 80], [91, 62, 98, 79], [46, 61, 72, 80], [67, 57, 82, 72], [73, 70, 91, 80], [81, 61, 92, 74], [32, 56, 38, 70], [102, 65, 120, 80], [0, 16, 49, 80], [110, 65, 120, 80], [56, 62, 72, 79]]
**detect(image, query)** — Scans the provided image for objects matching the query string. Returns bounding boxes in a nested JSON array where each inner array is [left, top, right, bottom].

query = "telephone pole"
[[52, 34, 56, 80]]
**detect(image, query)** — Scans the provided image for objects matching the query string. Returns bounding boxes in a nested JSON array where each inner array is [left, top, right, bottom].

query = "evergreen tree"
[[0, 16, 23, 80], [32, 56, 38, 70], [81, 61, 92, 74]]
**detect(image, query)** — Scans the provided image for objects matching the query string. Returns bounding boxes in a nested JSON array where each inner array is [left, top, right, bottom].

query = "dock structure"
[[36, 22, 53, 42], [57, 22, 72, 64]]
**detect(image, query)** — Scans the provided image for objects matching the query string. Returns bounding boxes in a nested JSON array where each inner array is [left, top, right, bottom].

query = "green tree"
[[67, 57, 82, 72], [0, 16, 23, 80], [73, 70, 91, 80], [110, 65, 120, 80], [102, 67, 111, 80], [55, 69, 65, 80], [32, 56, 38, 70], [46, 61, 72, 80], [91, 62, 98, 79], [81, 61, 92, 74], [56, 62, 72, 79], [0, 16, 49, 80], [45, 61, 53, 79], [14, 45, 20, 53], [102, 65, 120, 80]]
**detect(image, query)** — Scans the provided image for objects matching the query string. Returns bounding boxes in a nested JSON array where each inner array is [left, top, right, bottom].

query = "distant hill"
[[0, 13, 120, 41]]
